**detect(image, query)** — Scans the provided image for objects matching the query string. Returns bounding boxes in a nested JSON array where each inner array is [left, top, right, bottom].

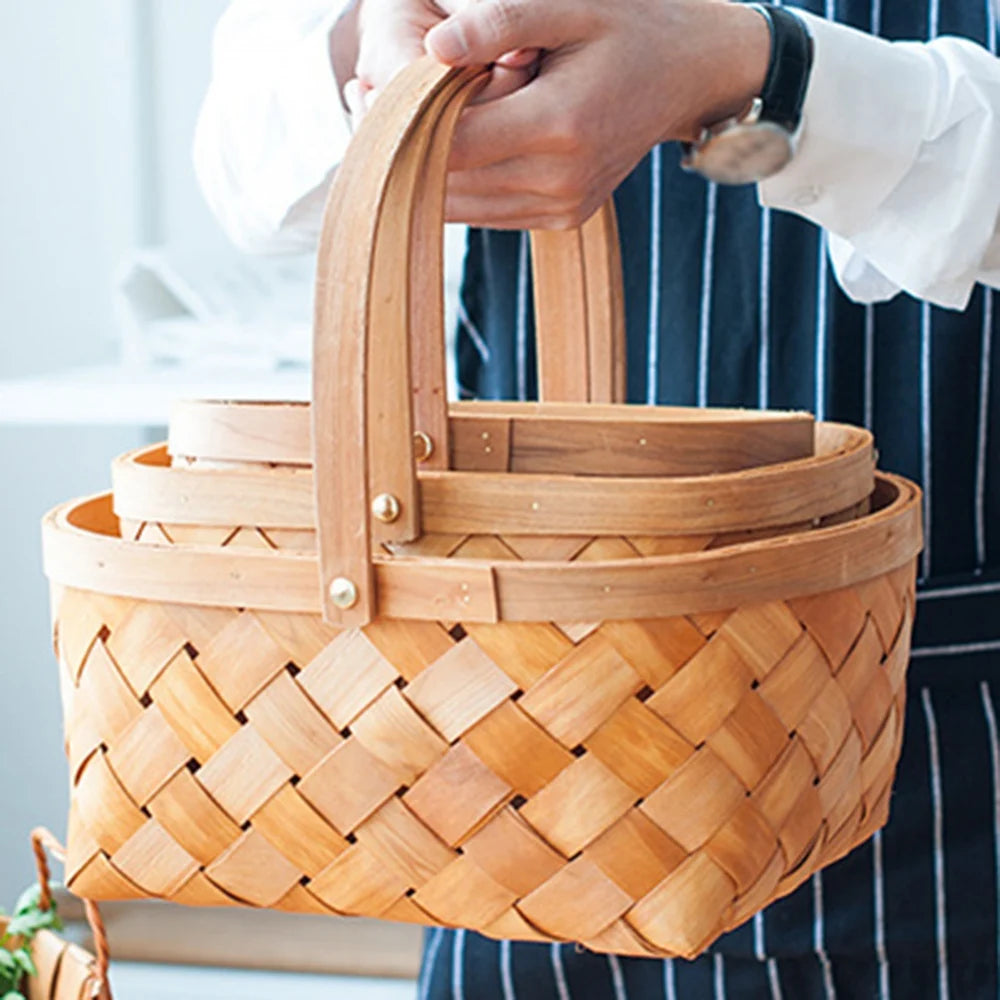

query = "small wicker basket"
[[4, 830, 112, 1000], [42, 57, 922, 959]]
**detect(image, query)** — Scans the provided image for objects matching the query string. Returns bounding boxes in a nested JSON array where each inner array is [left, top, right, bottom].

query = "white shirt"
[[193, 1, 1000, 309]]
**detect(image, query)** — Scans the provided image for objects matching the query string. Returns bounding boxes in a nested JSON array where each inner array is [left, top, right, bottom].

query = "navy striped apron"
[[422, 2, 1000, 996]]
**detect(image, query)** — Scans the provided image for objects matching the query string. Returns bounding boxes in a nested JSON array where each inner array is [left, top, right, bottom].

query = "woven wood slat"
[[52, 540, 916, 958]]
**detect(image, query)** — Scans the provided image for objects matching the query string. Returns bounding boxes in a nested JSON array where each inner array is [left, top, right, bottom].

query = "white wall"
[[0, 0, 229, 905]]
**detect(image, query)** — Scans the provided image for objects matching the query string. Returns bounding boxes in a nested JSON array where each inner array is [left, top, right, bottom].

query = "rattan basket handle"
[[31, 828, 112, 1000], [312, 57, 625, 625]]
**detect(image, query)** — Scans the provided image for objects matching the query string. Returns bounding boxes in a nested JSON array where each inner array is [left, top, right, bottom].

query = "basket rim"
[[43, 473, 922, 622], [112, 419, 874, 536], [168, 398, 838, 471]]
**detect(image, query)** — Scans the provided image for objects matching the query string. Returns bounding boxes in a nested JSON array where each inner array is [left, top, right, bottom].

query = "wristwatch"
[[681, 3, 814, 185]]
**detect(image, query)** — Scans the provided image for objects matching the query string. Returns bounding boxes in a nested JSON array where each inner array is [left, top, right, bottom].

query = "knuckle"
[[484, 0, 524, 40], [538, 211, 580, 232]]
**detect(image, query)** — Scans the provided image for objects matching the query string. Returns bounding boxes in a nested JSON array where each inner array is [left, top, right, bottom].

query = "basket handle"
[[406, 86, 626, 470], [312, 58, 625, 626], [31, 828, 112, 1000]]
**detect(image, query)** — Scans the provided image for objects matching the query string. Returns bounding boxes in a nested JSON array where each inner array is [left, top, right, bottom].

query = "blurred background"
[[0, 2, 426, 994]]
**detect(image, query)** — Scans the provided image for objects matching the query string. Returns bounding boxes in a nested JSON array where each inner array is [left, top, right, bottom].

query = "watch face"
[[683, 122, 794, 185]]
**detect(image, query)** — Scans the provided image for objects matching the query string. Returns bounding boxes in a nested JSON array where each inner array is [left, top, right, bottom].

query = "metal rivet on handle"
[[414, 431, 434, 462], [329, 577, 359, 609], [372, 493, 401, 523]]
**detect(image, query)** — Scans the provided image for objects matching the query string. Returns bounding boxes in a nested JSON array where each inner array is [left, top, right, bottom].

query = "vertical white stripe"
[[929, 0, 940, 40], [697, 182, 718, 407], [767, 959, 784, 1000], [921, 687, 950, 1000], [608, 954, 628, 1000], [451, 928, 466, 1000], [646, 145, 663, 405], [866, 0, 883, 444], [457, 299, 491, 364], [713, 953, 727, 1000], [754, 910, 784, 1000], [920, 301, 933, 580], [979, 681, 1000, 1000], [863, 305, 875, 430], [815, 231, 829, 422], [663, 959, 678, 1000], [758, 207, 772, 409], [418, 928, 446, 1000], [515, 232, 529, 402], [812, 872, 837, 999], [500, 939, 516, 1000], [975, 289, 993, 568], [989, 0, 998, 52], [872, 829, 891, 1000], [551, 944, 572, 1000]]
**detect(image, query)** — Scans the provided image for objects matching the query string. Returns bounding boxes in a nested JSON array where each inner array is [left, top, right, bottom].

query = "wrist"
[[685, 2, 771, 140]]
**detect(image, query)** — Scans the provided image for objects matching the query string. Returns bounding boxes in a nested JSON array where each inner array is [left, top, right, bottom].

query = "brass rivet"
[[638, 437, 647, 446], [531, 501, 540, 511], [372, 493, 401, 523], [329, 577, 359, 609], [413, 431, 434, 462]]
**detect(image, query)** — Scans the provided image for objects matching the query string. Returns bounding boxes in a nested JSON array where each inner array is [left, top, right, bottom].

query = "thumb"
[[425, 1, 561, 66]]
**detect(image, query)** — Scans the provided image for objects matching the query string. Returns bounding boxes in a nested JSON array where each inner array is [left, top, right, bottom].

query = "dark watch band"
[[748, 3, 815, 133]]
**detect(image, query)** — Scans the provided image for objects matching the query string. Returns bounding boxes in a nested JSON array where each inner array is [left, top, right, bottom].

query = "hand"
[[423, 0, 771, 229], [339, 0, 540, 126]]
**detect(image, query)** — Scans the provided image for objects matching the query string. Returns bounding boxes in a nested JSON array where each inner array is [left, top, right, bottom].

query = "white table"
[[109, 962, 416, 1000]]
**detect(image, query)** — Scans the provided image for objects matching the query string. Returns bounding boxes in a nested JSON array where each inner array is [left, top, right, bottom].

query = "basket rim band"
[[43, 473, 922, 622]]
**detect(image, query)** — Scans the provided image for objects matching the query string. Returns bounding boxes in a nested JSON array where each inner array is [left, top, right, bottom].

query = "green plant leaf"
[[11, 886, 42, 918], [10, 950, 35, 979], [1, 991, 28, 1000], [5, 909, 59, 940]]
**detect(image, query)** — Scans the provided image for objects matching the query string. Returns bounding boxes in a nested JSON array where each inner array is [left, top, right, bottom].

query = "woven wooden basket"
[[4, 830, 112, 1000], [42, 57, 923, 959]]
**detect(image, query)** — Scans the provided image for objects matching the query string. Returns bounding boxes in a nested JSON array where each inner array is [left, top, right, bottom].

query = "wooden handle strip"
[[313, 60, 477, 625], [532, 203, 626, 404], [312, 58, 627, 626], [31, 828, 112, 999]]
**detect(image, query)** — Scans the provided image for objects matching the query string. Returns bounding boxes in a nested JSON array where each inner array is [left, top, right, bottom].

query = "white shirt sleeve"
[[193, 0, 354, 254], [759, 11, 1000, 310]]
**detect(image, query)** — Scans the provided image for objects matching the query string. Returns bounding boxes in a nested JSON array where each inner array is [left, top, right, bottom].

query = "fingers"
[[447, 59, 587, 171], [445, 186, 606, 230], [425, 0, 589, 67], [470, 62, 536, 104], [343, 77, 370, 131]]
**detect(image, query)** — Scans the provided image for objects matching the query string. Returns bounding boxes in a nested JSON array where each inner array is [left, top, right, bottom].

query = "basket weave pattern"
[[57, 559, 914, 959]]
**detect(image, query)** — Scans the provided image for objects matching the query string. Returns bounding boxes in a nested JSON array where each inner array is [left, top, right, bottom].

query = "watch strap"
[[749, 4, 814, 133]]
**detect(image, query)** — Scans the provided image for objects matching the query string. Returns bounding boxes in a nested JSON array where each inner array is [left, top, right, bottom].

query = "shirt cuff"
[[759, 11, 936, 235], [194, 2, 354, 253], [256, 9, 354, 245]]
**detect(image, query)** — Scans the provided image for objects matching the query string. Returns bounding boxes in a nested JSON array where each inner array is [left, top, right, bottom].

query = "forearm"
[[760, 12, 1000, 308]]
